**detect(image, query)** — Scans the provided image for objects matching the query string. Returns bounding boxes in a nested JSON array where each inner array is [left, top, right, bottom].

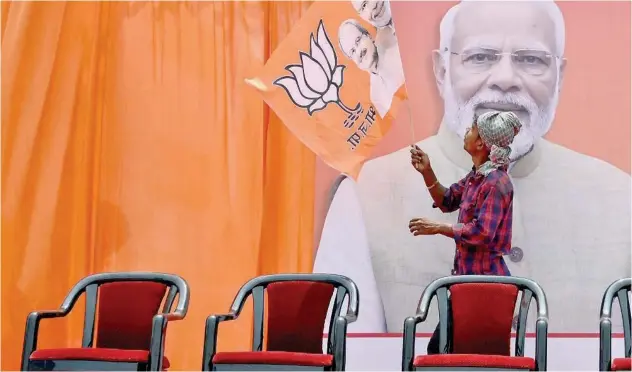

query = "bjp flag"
[[247, 1, 407, 178]]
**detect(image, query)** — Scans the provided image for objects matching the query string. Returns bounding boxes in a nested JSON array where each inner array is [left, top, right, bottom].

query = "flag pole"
[[403, 84, 416, 148]]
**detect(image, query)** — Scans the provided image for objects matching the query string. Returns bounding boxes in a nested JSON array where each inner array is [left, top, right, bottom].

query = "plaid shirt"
[[434, 167, 514, 276]]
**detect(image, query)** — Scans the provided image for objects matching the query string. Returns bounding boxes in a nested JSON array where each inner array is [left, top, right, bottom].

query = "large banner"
[[313, 0, 631, 336]]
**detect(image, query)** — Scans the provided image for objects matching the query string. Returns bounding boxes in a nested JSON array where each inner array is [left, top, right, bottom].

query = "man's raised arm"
[[411, 145, 465, 213]]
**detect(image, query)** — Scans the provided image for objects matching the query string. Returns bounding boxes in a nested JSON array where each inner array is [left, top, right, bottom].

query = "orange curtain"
[[1, 1, 314, 370]]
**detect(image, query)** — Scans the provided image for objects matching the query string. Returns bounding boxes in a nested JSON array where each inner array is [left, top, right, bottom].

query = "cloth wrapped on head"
[[475, 111, 522, 175]]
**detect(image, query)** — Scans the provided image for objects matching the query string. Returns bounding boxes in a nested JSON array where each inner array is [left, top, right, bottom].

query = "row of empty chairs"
[[20, 272, 631, 371]]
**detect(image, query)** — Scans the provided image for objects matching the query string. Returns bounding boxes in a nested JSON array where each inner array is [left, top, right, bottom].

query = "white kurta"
[[314, 123, 631, 333]]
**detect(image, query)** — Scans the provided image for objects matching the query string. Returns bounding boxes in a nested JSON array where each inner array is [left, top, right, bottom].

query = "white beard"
[[441, 72, 560, 162]]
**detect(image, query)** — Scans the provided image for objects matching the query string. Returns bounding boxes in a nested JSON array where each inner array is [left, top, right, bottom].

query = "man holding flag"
[[409, 111, 521, 353]]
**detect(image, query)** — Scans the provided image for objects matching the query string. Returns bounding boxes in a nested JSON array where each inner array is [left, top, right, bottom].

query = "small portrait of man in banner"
[[338, 0, 404, 118]]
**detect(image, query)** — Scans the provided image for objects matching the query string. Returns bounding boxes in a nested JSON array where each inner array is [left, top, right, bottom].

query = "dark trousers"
[[427, 298, 453, 354]]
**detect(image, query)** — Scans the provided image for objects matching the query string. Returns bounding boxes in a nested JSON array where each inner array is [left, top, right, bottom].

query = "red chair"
[[202, 273, 359, 371], [21, 272, 189, 371], [402, 275, 548, 371], [600, 277, 631, 371]]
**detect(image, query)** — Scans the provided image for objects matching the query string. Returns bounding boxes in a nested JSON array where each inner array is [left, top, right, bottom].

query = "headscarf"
[[475, 111, 522, 176]]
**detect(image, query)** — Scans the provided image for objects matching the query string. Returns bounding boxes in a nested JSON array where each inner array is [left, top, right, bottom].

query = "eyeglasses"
[[447, 47, 559, 76]]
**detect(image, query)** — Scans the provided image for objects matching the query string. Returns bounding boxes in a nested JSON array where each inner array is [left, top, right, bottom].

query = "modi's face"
[[352, 0, 392, 28], [441, 1, 563, 160]]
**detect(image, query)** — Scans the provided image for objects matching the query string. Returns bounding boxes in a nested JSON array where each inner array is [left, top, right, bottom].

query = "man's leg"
[[426, 300, 452, 355]]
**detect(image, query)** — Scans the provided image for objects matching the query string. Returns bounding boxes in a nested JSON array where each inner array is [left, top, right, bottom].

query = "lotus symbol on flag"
[[274, 20, 361, 116]]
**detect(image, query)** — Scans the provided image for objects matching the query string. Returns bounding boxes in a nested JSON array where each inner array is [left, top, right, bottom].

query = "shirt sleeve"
[[433, 177, 467, 213], [452, 185, 508, 247]]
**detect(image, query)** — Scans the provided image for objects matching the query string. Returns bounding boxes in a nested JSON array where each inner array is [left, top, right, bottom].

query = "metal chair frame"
[[599, 278, 631, 371], [402, 275, 549, 371], [21, 272, 190, 371], [202, 273, 359, 371]]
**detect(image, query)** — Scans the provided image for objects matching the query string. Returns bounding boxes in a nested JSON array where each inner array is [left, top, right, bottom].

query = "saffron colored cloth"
[[434, 167, 514, 275]]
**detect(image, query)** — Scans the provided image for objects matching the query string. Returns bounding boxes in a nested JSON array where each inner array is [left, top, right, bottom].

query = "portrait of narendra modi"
[[313, 0, 631, 336]]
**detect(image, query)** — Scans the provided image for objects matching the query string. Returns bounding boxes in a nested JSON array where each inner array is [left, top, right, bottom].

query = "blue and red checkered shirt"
[[434, 167, 514, 276]]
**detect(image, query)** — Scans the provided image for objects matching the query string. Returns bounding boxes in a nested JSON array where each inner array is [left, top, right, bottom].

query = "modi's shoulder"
[[508, 141, 630, 237], [538, 140, 631, 186]]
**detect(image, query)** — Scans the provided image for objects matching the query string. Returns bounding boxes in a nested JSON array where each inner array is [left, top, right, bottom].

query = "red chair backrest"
[[450, 283, 519, 355], [96, 282, 167, 350], [265, 281, 334, 353]]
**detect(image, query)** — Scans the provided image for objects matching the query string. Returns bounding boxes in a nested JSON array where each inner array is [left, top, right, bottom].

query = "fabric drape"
[[1, 1, 314, 370]]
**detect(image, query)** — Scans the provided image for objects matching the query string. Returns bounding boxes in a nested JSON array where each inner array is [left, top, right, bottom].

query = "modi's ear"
[[432, 49, 446, 96], [557, 57, 567, 94]]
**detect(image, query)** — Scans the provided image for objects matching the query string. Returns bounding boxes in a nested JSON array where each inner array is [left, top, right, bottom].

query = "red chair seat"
[[414, 354, 535, 370], [612, 358, 632, 371], [30, 348, 170, 368], [213, 351, 333, 367]]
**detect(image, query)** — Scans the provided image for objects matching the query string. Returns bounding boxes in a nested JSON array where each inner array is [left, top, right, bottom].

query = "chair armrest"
[[599, 280, 631, 371], [329, 315, 355, 371], [600, 317, 613, 371], [534, 316, 549, 371], [147, 307, 191, 371], [402, 315, 424, 371], [161, 312, 186, 321], [201, 313, 238, 371], [36, 310, 66, 319], [21, 310, 68, 370], [212, 313, 237, 322], [339, 311, 358, 325], [147, 313, 174, 371]]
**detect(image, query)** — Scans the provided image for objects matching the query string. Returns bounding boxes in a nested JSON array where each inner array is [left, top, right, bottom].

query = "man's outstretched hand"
[[409, 217, 453, 237]]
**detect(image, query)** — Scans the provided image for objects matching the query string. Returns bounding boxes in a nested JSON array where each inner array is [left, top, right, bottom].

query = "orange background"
[[313, 1, 632, 248]]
